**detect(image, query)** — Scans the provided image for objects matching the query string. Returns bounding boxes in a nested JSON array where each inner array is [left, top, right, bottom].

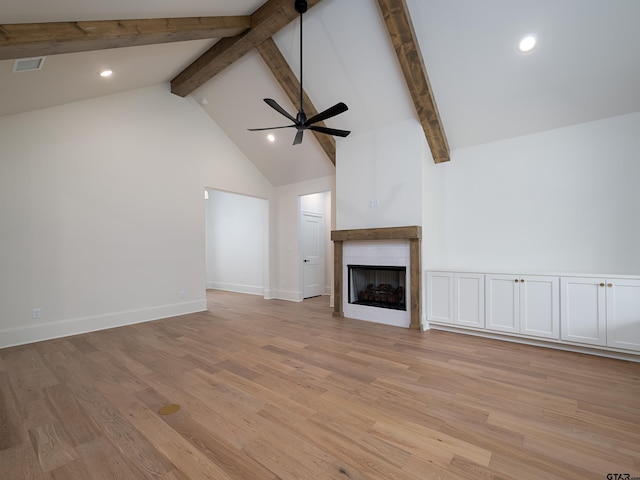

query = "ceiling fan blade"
[[308, 125, 351, 137], [247, 125, 295, 131], [293, 130, 304, 145], [305, 102, 349, 126], [264, 98, 297, 123]]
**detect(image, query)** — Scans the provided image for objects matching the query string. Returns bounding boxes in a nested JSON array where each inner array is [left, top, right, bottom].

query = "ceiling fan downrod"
[[296, 0, 306, 123]]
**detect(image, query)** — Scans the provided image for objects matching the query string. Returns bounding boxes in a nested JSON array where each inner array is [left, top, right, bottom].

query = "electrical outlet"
[[179, 290, 185, 299], [32, 308, 41, 319]]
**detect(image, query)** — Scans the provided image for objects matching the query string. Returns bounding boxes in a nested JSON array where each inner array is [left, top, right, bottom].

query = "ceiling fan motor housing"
[[295, 0, 308, 14]]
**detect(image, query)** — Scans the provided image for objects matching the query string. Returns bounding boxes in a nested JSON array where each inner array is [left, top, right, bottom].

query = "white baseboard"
[[206, 281, 265, 296], [0, 300, 207, 349], [275, 289, 303, 302], [429, 323, 640, 363], [263, 289, 275, 300]]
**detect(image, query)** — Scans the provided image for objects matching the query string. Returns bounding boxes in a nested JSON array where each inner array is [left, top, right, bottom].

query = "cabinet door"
[[606, 279, 640, 352], [520, 276, 559, 339], [454, 273, 484, 327], [486, 274, 520, 333], [426, 272, 454, 324], [560, 277, 606, 346]]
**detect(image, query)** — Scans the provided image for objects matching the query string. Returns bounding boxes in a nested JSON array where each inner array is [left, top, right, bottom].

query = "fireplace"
[[331, 226, 422, 330], [348, 265, 406, 311]]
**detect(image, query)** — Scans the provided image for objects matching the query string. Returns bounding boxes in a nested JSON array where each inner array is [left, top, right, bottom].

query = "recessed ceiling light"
[[518, 35, 537, 53], [99, 69, 113, 78], [267, 134, 276, 143]]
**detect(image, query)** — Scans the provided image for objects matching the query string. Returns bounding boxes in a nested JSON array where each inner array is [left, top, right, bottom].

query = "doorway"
[[205, 189, 268, 297]]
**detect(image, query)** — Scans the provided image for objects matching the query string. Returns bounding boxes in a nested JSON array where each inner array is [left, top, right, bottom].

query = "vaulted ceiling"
[[2, 0, 640, 186]]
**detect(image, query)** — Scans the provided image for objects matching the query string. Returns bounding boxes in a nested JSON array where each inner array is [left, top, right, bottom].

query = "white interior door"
[[302, 212, 323, 298]]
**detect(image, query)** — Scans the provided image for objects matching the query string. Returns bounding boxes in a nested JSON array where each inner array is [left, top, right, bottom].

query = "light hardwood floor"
[[1, 290, 639, 479]]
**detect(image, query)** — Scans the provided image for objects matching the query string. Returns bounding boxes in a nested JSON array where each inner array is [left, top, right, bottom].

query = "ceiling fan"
[[248, 0, 351, 145]]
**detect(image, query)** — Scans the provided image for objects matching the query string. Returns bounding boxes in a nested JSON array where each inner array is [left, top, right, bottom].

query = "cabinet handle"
[[607, 283, 613, 288], [599, 283, 605, 287], [514, 279, 519, 283], [520, 279, 525, 283]]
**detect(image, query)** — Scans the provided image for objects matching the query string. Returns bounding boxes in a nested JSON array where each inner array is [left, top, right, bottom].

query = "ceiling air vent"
[[13, 57, 46, 73]]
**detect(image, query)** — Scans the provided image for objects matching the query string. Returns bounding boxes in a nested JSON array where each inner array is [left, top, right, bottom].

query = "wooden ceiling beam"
[[0, 17, 250, 60], [171, 0, 323, 98], [256, 38, 336, 165], [375, 0, 450, 163]]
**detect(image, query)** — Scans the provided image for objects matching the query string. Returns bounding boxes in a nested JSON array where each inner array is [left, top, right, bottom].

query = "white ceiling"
[[2, 0, 639, 186]]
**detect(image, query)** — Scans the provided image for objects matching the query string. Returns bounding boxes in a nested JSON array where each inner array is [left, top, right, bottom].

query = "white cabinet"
[[426, 270, 640, 356], [485, 274, 519, 333], [520, 276, 560, 339], [426, 271, 453, 324], [561, 277, 640, 351], [426, 272, 484, 328], [454, 273, 485, 328], [607, 279, 640, 352], [486, 274, 559, 339], [560, 277, 606, 346]]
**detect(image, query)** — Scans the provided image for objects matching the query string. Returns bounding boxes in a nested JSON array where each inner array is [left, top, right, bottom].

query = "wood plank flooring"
[[1, 290, 639, 479]]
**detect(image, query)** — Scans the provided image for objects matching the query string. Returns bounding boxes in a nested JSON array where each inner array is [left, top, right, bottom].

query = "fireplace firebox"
[[348, 265, 407, 311]]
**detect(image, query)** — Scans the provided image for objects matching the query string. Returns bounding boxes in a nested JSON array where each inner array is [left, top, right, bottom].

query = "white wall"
[[300, 191, 326, 215], [274, 176, 335, 302], [0, 84, 274, 348], [336, 119, 424, 230], [205, 190, 268, 296], [423, 112, 640, 275]]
